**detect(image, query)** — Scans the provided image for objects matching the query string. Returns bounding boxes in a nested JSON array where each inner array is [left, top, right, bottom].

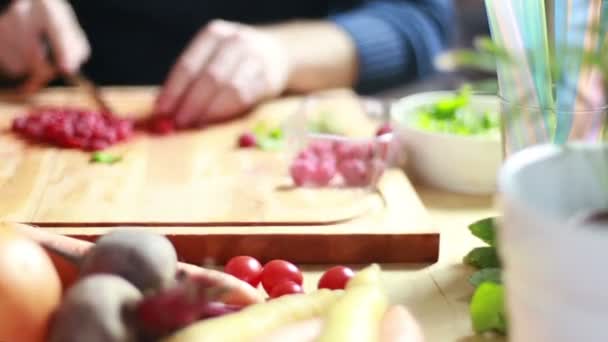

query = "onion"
[[0, 223, 62, 342]]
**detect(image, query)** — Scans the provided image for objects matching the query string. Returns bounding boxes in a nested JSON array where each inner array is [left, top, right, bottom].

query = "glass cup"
[[500, 98, 608, 158]]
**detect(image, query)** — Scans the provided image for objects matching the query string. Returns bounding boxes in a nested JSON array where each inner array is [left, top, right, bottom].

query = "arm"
[[264, 0, 454, 94], [157, 0, 454, 127]]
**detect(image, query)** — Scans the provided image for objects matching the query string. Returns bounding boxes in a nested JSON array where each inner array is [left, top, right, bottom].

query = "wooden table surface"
[[300, 186, 500, 342], [0, 87, 501, 342]]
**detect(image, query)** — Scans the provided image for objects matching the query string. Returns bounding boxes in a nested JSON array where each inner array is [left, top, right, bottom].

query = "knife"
[[42, 38, 113, 113]]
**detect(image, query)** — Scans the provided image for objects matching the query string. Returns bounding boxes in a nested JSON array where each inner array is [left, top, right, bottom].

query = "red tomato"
[[224, 256, 263, 287], [318, 266, 355, 290], [261, 260, 303, 293], [269, 280, 303, 298]]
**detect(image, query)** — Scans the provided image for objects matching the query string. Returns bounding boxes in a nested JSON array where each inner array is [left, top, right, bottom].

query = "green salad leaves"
[[414, 86, 500, 137]]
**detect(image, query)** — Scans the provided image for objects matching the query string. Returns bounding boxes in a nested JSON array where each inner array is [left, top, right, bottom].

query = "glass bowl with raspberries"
[[284, 92, 403, 189]]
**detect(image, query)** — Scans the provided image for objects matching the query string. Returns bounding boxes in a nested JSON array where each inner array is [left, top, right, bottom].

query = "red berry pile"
[[290, 139, 387, 188], [11, 108, 134, 151]]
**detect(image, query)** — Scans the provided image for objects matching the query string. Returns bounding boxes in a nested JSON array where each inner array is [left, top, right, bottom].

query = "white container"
[[498, 143, 608, 342], [390, 91, 501, 195]]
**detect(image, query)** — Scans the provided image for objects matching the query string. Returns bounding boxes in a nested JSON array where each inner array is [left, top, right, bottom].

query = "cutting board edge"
[[59, 231, 440, 264]]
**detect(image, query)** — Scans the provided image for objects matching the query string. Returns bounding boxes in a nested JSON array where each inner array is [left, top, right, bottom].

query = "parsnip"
[[162, 289, 341, 342], [316, 264, 389, 342], [347, 263, 382, 288]]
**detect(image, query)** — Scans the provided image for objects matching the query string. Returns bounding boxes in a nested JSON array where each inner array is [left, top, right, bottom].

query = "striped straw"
[[485, 0, 548, 151], [554, 0, 605, 143]]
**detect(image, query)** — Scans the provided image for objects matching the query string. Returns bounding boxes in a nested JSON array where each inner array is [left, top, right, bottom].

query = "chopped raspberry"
[[149, 116, 176, 135], [89, 139, 110, 151], [338, 158, 371, 186], [10, 107, 135, 150], [237, 132, 257, 148], [11, 117, 27, 132]]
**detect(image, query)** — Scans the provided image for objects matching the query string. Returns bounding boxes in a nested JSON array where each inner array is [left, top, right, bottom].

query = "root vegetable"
[[136, 279, 243, 337], [80, 230, 178, 292], [162, 289, 341, 342], [251, 318, 323, 342], [11, 224, 263, 305], [48, 275, 142, 342], [0, 223, 62, 342]]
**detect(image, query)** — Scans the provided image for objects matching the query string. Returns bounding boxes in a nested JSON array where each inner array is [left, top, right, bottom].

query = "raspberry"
[[312, 158, 336, 186], [307, 140, 334, 157], [290, 158, 317, 186], [295, 149, 317, 161], [376, 123, 394, 136], [338, 158, 371, 186], [237, 132, 257, 148], [334, 141, 374, 161]]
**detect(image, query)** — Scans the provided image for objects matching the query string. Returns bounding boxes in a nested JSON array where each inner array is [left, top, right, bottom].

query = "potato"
[[316, 264, 389, 342], [48, 275, 142, 342], [80, 230, 177, 292], [163, 289, 341, 342]]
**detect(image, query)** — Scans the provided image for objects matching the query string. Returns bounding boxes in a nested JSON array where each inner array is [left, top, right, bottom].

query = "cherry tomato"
[[224, 256, 263, 287], [269, 280, 304, 298], [261, 260, 303, 293], [318, 266, 355, 290]]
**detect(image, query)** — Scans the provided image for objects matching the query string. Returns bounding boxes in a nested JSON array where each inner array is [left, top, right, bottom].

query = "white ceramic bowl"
[[390, 91, 501, 194]]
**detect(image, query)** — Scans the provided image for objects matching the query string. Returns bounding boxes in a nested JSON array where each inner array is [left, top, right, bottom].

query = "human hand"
[[155, 20, 290, 128], [0, 0, 90, 93]]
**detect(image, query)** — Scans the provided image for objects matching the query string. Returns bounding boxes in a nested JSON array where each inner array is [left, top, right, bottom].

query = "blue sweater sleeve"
[[329, 0, 454, 93]]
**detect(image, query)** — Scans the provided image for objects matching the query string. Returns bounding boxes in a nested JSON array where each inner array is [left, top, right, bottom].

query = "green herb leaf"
[[469, 217, 497, 246], [470, 282, 507, 335], [256, 136, 284, 151], [463, 247, 500, 269], [251, 121, 285, 151], [90, 152, 122, 164], [469, 268, 502, 288]]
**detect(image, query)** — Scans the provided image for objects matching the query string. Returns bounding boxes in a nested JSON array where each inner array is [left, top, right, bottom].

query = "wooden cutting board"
[[0, 87, 438, 264]]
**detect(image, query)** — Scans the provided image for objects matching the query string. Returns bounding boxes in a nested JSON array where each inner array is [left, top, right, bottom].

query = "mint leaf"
[[470, 282, 507, 335], [469, 268, 502, 288], [469, 217, 497, 246], [256, 136, 284, 151], [464, 247, 500, 269], [90, 152, 122, 164]]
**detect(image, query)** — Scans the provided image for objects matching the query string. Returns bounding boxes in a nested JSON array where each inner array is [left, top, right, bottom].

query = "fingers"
[[157, 20, 290, 128], [174, 38, 245, 127], [40, 0, 90, 74], [204, 57, 264, 123], [0, 0, 31, 77], [155, 20, 237, 116]]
